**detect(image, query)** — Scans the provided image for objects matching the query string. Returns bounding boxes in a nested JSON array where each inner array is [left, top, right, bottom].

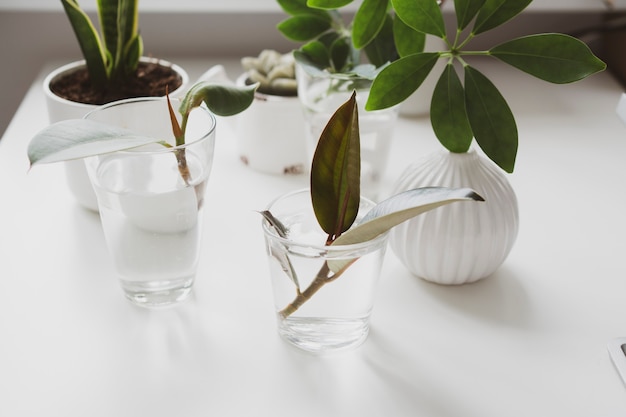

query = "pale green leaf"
[[28, 119, 159, 167]]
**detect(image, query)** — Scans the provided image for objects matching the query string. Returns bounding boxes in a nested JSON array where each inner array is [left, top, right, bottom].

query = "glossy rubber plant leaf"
[[391, 0, 446, 39], [352, 0, 389, 49], [179, 81, 257, 117], [307, 0, 354, 9], [364, 14, 398, 68], [454, 0, 486, 31], [61, 0, 109, 88], [311, 92, 360, 242], [27, 119, 159, 167], [490, 33, 607, 84], [329, 187, 484, 271], [473, 0, 532, 36], [431, 63, 473, 153], [366, 52, 439, 111], [277, 15, 332, 42], [464, 65, 518, 173], [393, 15, 426, 58]]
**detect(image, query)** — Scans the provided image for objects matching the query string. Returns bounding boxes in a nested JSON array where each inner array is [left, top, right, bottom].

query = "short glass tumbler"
[[85, 97, 216, 307], [262, 189, 388, 353]]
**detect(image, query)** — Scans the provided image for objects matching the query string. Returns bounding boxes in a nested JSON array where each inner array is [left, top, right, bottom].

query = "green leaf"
[[490, 33, 607, 84], [61, 0, 109, 88], [311, 91, 361, 241], [352, 0, 389, 49], [278, 0, 331, 19], [363, 14, 398, 68], [391, 0, 446, 39], [393, 14, 426, 57], [277, 15, 332, 42], [307, 0, 354, 9], [123, 34, 143, 75], [329, 37, 352, 72], [27, 119, 159, 167], [455, 0, 486, 30], [365, 52, 439, 110], [328, 187, 484, 271], [431, 64, 473, 153], [294, 46, 331, 75], [473, 0, 532, 35], [464, 65, 518, 173], [179, 81, 258, 117]]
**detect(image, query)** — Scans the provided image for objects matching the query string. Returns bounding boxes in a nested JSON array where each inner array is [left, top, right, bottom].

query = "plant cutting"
[[260, 91, 483, 352], [29, 81, 257, 307]]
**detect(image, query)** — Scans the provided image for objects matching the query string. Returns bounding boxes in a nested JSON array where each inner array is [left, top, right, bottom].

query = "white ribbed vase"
[[390, 149, 519, 285]]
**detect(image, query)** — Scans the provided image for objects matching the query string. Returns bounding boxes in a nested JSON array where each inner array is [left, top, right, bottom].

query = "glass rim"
[[262, 188, 388, 252], [83, 96, 216, 154]]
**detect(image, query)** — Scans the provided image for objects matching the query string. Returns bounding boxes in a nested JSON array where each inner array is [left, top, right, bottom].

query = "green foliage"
[[61, 0, 143, 90], [28, 81, 258, 167], [366, 0, 606, 173]]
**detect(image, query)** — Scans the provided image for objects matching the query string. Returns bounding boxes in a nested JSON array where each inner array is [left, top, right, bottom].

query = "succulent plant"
[[241, 50, 298, 96]]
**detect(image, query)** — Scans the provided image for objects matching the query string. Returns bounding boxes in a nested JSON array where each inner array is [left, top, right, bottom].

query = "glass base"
[[277, 316, 370, 354], [119, 276, 194, 308]]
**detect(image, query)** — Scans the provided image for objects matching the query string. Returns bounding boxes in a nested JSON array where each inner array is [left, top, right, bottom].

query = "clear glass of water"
[[262, 189, 388, 353], [295, 64, 400, 201], [85, 97, 216, 307]]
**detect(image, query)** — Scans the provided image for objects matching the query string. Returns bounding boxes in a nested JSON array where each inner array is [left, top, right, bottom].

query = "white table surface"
[[1, 57, 626, 416]]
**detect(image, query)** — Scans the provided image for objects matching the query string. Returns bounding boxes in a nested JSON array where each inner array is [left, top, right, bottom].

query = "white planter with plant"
[[45, 0, 190, 211], [29, 81, 257, 307]]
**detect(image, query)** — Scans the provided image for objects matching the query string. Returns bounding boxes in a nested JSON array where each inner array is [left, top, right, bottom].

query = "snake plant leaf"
[[393, 15, 426, 58], [365, 52, 439, 111], [391, 0, 446, 39], [61, 0, 109, 88], [328, 187, 484, 271], [307, 0, 354, 8], [473, 0, 532, 36], [431, 63, 473, 153], [27, 119, 159, 167], [490, 34, 607, 84], [352, 0, 389, 49], [123, 34, 143, 75], [179, 81, 257, 117], [455, 0, 487, 31], [311, 91, 360, 240], [277, 15, 332, 42], [363, 14, 398, 68], [464, 65, 518, 173]]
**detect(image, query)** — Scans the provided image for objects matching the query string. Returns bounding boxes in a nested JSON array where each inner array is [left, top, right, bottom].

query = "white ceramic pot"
[[43, 57, 190, 211], [390, 149, 519, 285], [235, 74, 307, 175]]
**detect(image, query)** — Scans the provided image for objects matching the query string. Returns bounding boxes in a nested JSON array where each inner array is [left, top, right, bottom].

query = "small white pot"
[[43, 57, 190, 211]]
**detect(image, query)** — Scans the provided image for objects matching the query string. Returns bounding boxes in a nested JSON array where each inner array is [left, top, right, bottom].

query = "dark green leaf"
[[454, 0, 486, 30], [330, 37, 352, 72], [364, 14, 398, 67], [365, 52, 439, 110], [297, 41, 332, 71], [473, 0, 532, 35], [311, 92, 361, 240], [352, 0, 389, 49], [490, 33, 607, 84], [61, 0, 109, 88], [277, 15, 332, 42], [123, 34, 143, 75], [180, 81, 258, 117], [464, 65, 518, 173], [431, 64, 473, 153], [28, 119, 159, 166], [393, 14, 426, 57], [391, 0, 446, 38], [307, 0, 354, 9]]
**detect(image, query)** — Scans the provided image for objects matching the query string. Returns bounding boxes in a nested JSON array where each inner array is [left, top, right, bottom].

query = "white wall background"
[[0, 1, 623, 136]]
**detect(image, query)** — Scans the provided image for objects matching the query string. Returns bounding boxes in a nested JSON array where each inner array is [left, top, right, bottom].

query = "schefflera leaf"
[[311, 91, 360, 242], [28, 119, 158, 167], [328, 187, 484, 272]]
